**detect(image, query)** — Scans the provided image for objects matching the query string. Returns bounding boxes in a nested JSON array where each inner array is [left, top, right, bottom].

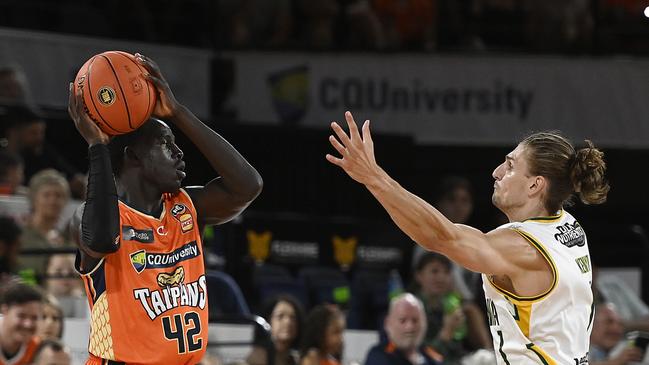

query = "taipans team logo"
[[130, 250, 147, 273], [97, 86, 116, 106], [247, 230, 272, 263], [157, 266, 185, 287], [332, 235, 357, 269], [170, 203, 194, 233], [268, 65, 309, 126]]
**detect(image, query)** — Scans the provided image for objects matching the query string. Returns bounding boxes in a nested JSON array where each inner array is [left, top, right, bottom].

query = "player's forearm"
[[81, 144, 120, 254], [365, 170, 460, 250], [170, 105, 263, 199]]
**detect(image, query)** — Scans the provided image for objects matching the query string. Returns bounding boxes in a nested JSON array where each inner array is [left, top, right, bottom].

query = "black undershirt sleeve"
[[81, 144, 120, 254]]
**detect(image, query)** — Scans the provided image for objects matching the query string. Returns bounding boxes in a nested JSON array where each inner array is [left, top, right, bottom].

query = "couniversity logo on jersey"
[[134, 273, 207, 320], [554, 221, 585, 248], [129, 241, 200, 273]]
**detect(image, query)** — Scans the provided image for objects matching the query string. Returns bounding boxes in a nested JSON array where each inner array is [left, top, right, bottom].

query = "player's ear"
[[529, 176, 545, 194], [123, 146, 141, 166]]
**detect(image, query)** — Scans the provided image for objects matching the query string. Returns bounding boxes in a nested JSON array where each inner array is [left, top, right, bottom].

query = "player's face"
[[386, 301, 424, 351], [0, 301, 42, 345], [491, 144, 534, 215], [270, 301, 298, 346], [139, 121, 185, 193], [416, 260, 452, 296]]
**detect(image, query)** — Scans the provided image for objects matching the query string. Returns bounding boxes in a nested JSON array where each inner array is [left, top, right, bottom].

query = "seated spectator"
[[247, 294, 304, 365], [364, 293, 443, 365], [31, 339, 71, 365], [18, 169, 74, 281], [372, 0, 437, 50], [300, 305, 345, 365], [44, 254, 85, 318], [0, 104, 86, 199], [594, 266, 649, 333], [0, 216, 22, 284], [411, 252, 491, 365], [37, 295, 64, 340], [590, 302, 645, 364], [0, 66, 33, 105], [0, 281, 43, 365], [0, 151, 26, 195]]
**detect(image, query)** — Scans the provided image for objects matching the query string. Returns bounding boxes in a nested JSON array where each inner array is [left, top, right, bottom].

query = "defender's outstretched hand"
[[326, 111, 381, 186], [68, 82, 110, 146], [134, 52, 180, 119]]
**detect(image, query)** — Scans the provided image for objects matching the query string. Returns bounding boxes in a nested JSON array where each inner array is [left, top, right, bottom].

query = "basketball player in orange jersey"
[[67, 53, 263, 365], [327, 111, 610, 364]]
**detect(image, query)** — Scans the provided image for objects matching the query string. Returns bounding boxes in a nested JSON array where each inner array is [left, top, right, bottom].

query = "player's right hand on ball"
[[68, 82, 110, 146]]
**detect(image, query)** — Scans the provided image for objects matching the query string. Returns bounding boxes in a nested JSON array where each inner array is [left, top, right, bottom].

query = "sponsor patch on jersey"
[[122, 226, 154, 243], [157, 266, 185, 287], [129, 242, 200, 273], [130, 250, 147, 273], [180, 213, 194, 233]]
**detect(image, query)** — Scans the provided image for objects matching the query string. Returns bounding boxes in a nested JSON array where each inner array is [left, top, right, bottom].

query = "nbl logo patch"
[[170, 203, 194, 233], [97, 86, 116, 105]]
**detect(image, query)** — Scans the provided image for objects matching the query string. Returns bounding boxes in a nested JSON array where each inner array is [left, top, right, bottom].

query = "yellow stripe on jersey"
[[524, 210, 564, 223], [526, 343, 558, 365], [487, 229, 558, 303], [506, 297, 533, 338]]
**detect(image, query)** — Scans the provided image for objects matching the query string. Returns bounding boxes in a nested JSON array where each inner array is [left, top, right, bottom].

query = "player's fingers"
[[329, 135, 347, 156], [67, 83, 76, 118], [143, 73, 169, 93], [326, 153, 344, 167], [344, 111, 361, 141], [331, 122, 352, 147], [135, 53, 162, 78], [362, 120, 373, 145]]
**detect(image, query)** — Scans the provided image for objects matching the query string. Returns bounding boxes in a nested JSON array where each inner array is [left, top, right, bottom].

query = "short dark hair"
[[0, 280, 43, 306], [34, 339, 66, 360], [414, 252, 452, 273], [0, 151, 23, 179], [0, 216, 22, 245], [107, 119, 162, 176]]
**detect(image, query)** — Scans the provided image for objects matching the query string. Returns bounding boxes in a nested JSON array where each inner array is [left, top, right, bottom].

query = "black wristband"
[[81, 143, 120, 253]]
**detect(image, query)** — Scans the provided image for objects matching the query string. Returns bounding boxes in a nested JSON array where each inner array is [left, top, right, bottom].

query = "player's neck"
[[505, 202, 550, 223], [116, 176, 164, 217]]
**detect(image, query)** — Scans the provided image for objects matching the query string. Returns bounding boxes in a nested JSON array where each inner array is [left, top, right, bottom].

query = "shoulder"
[[364, 344, 392, 362], [485, 227, 549, 272]]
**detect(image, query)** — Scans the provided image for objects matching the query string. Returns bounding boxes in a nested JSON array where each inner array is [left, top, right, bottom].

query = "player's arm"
[[68, 83, 120, 263], [326, 112, 542, 276], [135, 53, 263, 225]]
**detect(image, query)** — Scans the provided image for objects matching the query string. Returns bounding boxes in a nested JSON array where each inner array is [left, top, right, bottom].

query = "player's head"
[[0, 281, 43, 347], [492, 131, 609, 216], [384, 293, 427, 352], [108, 118, 185, 193]]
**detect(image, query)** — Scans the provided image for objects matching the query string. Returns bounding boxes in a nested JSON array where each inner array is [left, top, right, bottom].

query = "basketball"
[[74, 51, 157, 135]]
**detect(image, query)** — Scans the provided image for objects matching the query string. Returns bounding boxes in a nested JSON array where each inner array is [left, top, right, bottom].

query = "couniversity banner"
[[227, 52, 649, 148], [0, 27, 211, 117]]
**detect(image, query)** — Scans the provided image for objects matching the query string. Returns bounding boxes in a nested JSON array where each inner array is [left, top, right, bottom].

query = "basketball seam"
[[101, 54, 134, 130], [86, 57, 124, 134], [113, 51, 153, 126]]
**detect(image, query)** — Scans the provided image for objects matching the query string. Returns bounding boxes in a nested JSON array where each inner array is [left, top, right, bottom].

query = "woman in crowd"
[[247, 294, 305, 365], [300, 304, 345, 365]]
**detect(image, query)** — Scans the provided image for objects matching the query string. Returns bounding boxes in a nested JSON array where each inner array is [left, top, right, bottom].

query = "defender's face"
[[491, 144, 533, 215], [139, 122, 185, 193]]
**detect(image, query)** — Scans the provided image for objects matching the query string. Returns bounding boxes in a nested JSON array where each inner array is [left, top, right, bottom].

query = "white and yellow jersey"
[[482, 209, 593, 365]]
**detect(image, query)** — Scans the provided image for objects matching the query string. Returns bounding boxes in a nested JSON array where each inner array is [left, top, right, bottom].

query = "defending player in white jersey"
[[326, 111, 609, 364]]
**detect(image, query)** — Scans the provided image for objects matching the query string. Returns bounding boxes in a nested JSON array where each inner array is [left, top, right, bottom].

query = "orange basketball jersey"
[[78, 189, 208, 365], [0, 335, 40, 365]]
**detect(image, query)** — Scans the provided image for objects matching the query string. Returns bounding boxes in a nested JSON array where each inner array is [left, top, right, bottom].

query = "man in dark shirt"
[[364, 293, 443, 365]]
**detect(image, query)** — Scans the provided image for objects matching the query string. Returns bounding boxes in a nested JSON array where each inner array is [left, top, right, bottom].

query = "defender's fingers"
[[331, 122, 352, 147], [329, 135, 347, 156]]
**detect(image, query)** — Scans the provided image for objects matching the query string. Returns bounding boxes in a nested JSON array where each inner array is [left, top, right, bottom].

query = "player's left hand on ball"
[[326, 111, 381, 186], [134, 52, 180, 120]]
